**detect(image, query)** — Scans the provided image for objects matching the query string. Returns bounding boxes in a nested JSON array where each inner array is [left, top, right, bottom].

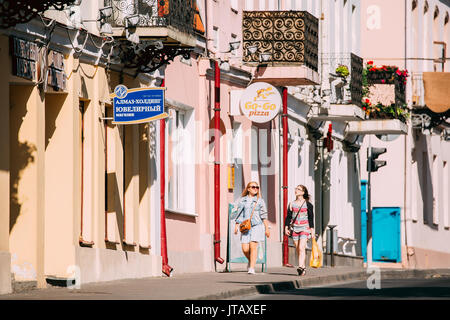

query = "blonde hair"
[[241, 181, 261, 198]]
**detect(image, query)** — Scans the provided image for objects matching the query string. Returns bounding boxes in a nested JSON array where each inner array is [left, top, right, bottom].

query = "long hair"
[[296, 185, 310, 202], [241, 181, 261, 199]]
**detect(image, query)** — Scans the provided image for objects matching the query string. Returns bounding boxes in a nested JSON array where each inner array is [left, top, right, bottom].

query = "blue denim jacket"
[[234, 196, 268, 227]]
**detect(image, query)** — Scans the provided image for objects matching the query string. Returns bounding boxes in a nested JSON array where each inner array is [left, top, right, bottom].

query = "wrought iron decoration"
[[350, 53, 363, 108], [0, 0, 78, 28], [242, 11, 318, 71], [113, 40, 192, 74], [104, 0, 194, 35]]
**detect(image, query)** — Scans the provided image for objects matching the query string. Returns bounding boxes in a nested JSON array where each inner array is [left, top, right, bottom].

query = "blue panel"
[[360, 181, 368, 262], [372, 207, 401, 263]]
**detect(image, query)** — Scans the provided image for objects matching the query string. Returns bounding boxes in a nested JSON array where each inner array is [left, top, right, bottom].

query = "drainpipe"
[[282, 87, 292, 267], [160, 78, 173, 277], [317, 138, 324, 251], [214, 60, 225, 265]]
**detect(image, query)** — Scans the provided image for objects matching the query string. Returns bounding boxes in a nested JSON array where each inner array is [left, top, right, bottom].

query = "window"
[[79, 100, 94, 246], [433, 42, 446, 72], [165, 107, 196, 214]]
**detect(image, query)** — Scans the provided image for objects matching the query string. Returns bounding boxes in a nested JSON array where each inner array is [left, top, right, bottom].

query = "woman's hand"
[[284, 226, 291, 236], [309, 228, 315, 239], [234, 224, 239, 235], [265, 227, 270, 238]]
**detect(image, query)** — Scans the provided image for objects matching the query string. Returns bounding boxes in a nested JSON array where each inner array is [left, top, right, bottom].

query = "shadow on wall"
[[349, 152, 362, 256], [45, 94, 66, 150], [9, 86, 36, 233], [412, 132, 437, 230], [321, 150, 332, 236]]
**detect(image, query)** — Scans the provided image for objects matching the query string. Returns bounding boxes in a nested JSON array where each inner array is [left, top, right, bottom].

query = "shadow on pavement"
[[267, 286, 450, 298]]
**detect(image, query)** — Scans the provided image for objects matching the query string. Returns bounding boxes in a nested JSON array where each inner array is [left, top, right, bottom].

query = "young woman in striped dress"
[[284, 185, 315, 276]]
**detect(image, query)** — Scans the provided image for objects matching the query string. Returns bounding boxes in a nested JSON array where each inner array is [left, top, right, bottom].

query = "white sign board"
[[240, 82, 282, 123]]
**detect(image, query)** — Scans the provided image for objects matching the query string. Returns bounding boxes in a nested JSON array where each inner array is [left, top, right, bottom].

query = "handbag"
[[288, 200, 306, 234], [239, 201, 257, 233]]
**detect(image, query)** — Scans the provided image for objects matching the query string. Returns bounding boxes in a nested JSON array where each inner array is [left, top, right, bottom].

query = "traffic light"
[[367, 147, 387, 172]]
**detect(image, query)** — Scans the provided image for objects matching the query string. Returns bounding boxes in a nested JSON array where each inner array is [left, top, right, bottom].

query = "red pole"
[[214, 60, 224, 265], [282, 87, 292, 267], [160, 78, 173, 276]]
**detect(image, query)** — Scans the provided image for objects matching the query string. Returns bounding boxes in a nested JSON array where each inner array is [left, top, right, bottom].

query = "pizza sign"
[[240, 82, 282, 123]]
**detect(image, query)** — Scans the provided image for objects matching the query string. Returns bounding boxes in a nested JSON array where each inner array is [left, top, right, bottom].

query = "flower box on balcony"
[[362, 61, 409, 123]]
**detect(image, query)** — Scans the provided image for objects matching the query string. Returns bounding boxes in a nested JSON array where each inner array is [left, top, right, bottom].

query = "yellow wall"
[[5, 43, 159, 285], [0, 36, 10, 253], [9, 85, 46, 286]]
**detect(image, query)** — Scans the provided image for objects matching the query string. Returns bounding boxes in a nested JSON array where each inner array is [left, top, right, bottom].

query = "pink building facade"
[[360, 0, 450, 268]]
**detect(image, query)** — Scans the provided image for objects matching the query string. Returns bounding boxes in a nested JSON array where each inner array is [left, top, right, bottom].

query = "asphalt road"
[[240, 277, 450, 300]]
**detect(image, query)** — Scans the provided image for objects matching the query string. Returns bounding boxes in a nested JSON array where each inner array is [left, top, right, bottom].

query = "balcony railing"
[[322, 52, 363, 107], [242, 11, 318, 71], [0, 0, 78, 28], [104, 0, 195, 36]]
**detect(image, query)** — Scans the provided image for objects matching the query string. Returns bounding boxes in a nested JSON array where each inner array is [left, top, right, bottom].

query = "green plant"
[[335, 65, 350, 78]]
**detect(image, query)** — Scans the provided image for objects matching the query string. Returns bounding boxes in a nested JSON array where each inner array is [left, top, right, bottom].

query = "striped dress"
[[291, 201, 311, 241]]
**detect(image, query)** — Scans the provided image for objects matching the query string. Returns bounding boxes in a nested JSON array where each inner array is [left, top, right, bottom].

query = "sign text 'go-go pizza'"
[[240, 82, 282, 123]]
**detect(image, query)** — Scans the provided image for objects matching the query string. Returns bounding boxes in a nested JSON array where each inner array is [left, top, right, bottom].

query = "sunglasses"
[[249, 186, 260, 189]]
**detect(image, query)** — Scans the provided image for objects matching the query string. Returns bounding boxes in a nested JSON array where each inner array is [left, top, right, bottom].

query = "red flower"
[[381, 79, 386, 83], [367, 61, 374, 65], [363, 107, 367, 110], [396, 70, 402, 76], [365, 99, 371, 104]]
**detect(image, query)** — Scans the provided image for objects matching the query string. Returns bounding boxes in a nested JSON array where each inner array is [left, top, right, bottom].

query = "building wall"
[[0, 35, 11, 294], [360, 0, 450, 267]]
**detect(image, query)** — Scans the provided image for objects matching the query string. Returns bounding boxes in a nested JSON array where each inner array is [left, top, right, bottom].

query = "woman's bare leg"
[[249, 242, 259, 269], [299, 238, 308, 268], [293, 240, 300, 266], [242, 243, 250, 263]]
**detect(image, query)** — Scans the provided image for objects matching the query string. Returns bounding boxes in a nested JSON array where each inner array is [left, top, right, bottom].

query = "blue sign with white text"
[[111, 85, 168, 124]]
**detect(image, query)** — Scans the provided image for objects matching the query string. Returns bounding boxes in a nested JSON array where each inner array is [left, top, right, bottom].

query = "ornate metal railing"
[[350, 53, 363, 107], [242, 11, 318, 71], [0, 0, 78, 28], [104, 0, 195, 36], [321, 52, 363, 107]]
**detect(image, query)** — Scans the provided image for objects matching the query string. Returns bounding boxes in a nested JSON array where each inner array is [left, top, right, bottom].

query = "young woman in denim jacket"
[[234, 181, 270, 274]]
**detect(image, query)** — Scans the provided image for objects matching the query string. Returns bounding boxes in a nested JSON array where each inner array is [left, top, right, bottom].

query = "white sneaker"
[[247, 268, 255, 274]]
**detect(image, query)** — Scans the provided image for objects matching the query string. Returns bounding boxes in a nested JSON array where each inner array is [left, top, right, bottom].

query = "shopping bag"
[[309, 238, 322, 268]]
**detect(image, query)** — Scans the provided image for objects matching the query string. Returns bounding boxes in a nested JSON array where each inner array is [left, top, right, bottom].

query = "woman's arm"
[[284, 203, 293, 227], [307, 202, 315, 236], [284, 202, 293, 236]]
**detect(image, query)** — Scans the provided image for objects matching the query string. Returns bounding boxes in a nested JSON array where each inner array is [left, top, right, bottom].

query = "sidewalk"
[[1, 266, 449, 300]]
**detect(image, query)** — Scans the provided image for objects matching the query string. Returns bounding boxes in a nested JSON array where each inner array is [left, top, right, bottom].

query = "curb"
[[192, 268, 450, 300], [192, 271, 368, 300]]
